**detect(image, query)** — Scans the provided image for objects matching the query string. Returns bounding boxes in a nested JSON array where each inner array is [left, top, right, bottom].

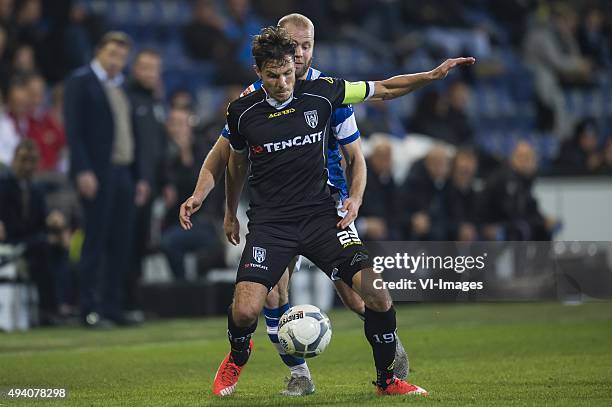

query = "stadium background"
[[1, 1, 611, 405], [0, 0, 612, 323]]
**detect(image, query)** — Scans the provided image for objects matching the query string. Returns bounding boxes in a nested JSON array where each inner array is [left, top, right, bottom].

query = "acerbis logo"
[[268, 108, 295, 119]]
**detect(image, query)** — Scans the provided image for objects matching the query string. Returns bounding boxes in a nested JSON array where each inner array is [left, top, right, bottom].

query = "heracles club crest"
[[304, 110, 318, 128]]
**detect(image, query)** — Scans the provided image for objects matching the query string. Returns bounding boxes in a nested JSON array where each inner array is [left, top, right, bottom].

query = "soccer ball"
[[277, 304, 332, 358]]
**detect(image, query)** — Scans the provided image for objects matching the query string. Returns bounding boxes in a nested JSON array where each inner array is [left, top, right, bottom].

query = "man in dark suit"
[[64, 32, 148, 327]]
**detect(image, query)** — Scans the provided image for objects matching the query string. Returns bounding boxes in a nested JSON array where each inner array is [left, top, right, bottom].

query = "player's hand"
[[179, 195, 202, 230], [337, 197, 362, 229], [224, 214, 240, 245], [430, 57, 476, 80]]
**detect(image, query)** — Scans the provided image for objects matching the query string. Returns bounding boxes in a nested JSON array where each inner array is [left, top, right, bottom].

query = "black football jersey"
[[227, 78, 367, 222]]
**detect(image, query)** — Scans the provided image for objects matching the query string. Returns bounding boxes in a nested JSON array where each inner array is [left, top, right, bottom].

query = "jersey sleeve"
[[226, 103, 246, 153], [331, 105, 360, 145], [317, 77, 375, 108]]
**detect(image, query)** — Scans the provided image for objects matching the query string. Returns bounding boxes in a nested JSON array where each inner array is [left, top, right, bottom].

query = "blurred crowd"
[[1, 0, 612, 326]]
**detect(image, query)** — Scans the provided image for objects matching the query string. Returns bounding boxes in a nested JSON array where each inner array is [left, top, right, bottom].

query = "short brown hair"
[[97, 31, 132, 51], [252, 26, 295, 69]]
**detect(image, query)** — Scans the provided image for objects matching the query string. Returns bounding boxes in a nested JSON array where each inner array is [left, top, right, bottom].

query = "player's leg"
[[263, 257, 314, 395], [301, 210, 423, 395], [213, 224, 298, 397], [213, 281, 267, 396], [333, 279, 409, 380], [350, 269, 426, 395]]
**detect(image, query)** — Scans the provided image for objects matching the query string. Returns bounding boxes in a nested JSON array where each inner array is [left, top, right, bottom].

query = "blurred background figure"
[[125, 48, 166, 319], [0, 140, 72, 325], [64, 32, 147, 327], [399, 145, 452, 241], [553, 117, 602, 174], [26, 72, 66, 173], [479, 141, 556, 241], [160, 107, 224, 281], [408, 81, 474, 146], [358, 136, 398, 240], [448, 148, 479, 242], [523, 2, 592, 137]]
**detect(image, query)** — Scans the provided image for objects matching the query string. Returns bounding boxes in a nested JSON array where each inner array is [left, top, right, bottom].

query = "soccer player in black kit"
[[212, 26, 474, 397]]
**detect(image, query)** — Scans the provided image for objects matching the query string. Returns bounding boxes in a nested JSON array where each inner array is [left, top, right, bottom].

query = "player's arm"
[[336, 57, 476, 105], [370, 57, 475, 101], [179, 135, 231, 230], [224, 149, 248, 245], [338, 139, 366, 229], [223, 103, 249, 245]]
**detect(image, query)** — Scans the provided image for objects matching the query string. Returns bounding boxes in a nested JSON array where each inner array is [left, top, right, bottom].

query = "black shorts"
[[236, 206, 372, 290]]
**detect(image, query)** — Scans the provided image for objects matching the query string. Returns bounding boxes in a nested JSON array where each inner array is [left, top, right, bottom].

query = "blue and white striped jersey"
[[220, 67, 360, 201]]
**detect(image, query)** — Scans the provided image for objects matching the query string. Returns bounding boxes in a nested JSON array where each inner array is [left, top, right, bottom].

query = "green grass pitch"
[[1, 302, 611, 406]]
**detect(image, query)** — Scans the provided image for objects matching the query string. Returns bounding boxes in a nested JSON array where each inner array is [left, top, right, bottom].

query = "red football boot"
[[375, 377, 428, 396], [212, 340, 253, 396]]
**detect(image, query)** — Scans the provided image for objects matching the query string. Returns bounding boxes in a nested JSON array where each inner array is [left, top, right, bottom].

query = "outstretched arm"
[[224, 149, 249, 245], [369, 57, 476, 101], [179, 136, 231, 230]]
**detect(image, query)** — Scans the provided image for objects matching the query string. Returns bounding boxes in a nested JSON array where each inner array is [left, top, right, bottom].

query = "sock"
[[364, 306, 397, 388], [357, 311, 365, 321], [264, 303, 310, 377], [227, 306, 257, 366]]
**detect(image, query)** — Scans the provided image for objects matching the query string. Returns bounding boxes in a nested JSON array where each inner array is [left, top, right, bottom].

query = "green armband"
[[343, 80, 368, 104]]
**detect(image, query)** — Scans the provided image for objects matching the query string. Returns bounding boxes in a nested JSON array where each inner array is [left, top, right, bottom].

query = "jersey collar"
[[262, 85, 295, 110]]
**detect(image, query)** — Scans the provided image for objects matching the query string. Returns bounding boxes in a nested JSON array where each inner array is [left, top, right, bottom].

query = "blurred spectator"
[[63, 1, 106, 73], [399, 145, 452, 241], [577, 6, 610, 71], [448, 148, 478, 241], [224, 0, 265, 61], [182, 0, 229, 61], [9, 42, 36, 76], [168, 88, 194, 110], [160, 107, 223, 280], [182, 0, 254, 84], [523, 2, 592, 136], [0, 0, 13, 28], [64, 32, 147, 327], [0, 139, 72, 324], [13, 0, 45, 64], [553, 117, 602, 174], [479, 141, 555, 241], [126, 48, 167, 315], [358, 136, 398, 240], [6, 72, 31, 136], [26, 72, 66, 172], [408, 81, 474, 146], [0, 89, 20, 166]]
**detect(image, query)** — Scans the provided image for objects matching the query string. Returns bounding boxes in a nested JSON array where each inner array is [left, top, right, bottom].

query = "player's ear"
[[254, 65, 261, 80]]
